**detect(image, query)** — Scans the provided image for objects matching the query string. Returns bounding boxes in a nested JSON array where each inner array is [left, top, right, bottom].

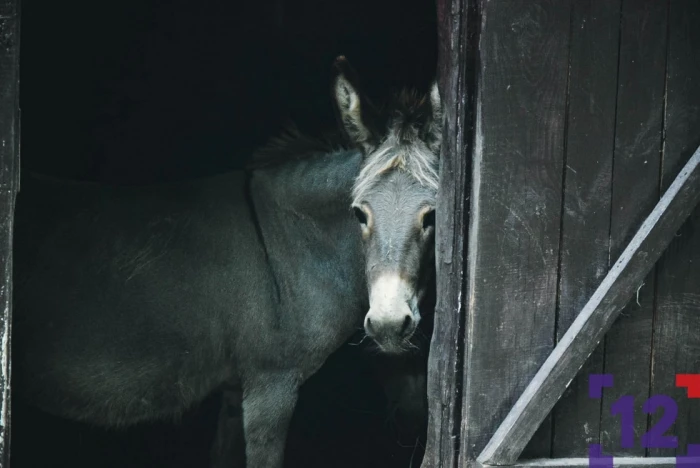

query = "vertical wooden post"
[[459, 0, 572, 465], [422, 0, 477, 466], [0, 0, 20, 464]]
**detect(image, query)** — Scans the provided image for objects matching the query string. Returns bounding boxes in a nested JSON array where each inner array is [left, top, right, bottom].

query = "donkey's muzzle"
[[363, 306, 418, 353], [364, 273, 420, 352]]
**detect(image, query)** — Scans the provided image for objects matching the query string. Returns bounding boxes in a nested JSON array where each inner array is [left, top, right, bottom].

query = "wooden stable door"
[[423, 1, 700, 468]]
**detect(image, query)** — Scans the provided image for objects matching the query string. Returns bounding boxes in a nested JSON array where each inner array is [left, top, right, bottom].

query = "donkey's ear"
[[331, 56, 379, 154], [425, 79, 444, 155]]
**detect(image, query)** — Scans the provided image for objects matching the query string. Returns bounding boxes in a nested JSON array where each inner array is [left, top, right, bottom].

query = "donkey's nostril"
[[400, 315, 413, 336], [365, 317, 375, 335]]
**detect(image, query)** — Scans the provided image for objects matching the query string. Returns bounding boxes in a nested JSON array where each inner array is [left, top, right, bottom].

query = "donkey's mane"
[[248, 87, 440, 201], [385, 88, 435, 141], [247, 123, 347, 170]]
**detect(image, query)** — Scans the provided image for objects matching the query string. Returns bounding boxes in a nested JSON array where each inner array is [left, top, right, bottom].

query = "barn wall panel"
[[648, 0, 700, 458], [550, 0, 621, 457], [599, 0, 669, 456]]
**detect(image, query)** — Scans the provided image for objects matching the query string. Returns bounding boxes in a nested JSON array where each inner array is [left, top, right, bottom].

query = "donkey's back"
[[12, 172, 277, 426]]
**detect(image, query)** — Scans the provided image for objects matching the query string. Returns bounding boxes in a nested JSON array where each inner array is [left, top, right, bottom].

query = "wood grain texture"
[[647, 0, 700, 458], [422, 0, 477, 466], [551, 0, 621, 457], [600, 0, 668, 456], [0, 0, 19, 464], [477, 146, 700, 466], [459, 0, 571, 465]]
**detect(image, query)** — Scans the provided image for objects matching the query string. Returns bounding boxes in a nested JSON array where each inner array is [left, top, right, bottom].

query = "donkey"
[[12, 56, 442, 468]]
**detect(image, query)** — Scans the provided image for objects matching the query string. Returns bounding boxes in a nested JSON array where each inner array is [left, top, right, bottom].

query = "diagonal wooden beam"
[[477, 144, 700, 466]]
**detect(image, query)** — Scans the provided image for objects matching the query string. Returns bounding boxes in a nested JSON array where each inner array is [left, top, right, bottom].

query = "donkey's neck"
[[251, 148, 362, 216], [249, 150, 368, 353]]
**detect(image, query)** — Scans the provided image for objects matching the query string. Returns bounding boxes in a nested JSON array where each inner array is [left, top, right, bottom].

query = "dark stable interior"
[[12, 0, 437, 467]]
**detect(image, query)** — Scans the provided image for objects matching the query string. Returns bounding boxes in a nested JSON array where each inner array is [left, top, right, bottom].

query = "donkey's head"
[[332, 56, 442, 354]]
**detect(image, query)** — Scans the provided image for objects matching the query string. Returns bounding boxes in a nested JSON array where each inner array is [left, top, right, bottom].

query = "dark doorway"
[[12, 0, 437, 467]]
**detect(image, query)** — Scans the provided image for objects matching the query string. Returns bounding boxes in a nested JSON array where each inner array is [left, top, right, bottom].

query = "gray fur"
[[12, 59, 442, 467]]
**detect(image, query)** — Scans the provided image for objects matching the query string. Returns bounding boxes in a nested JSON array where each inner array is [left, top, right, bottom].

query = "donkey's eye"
[[353, 207, 368, 225], [422, 210, 435, 230]]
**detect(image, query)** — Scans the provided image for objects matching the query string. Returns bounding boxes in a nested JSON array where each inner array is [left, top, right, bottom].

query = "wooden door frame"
[[422, 0, 477, 465], [0, 0, 20, 464]]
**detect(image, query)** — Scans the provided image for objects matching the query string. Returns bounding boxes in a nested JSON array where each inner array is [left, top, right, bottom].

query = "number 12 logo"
[[611, 394, 677, 448], [588, 374, 700, 468]]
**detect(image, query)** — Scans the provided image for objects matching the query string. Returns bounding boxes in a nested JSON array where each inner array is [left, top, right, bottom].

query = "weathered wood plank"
[[551, 0, 621, 457], [477, 145, 700, 466], [0, 192, 13, 468], [0, 0, 20, 464], [458, 0, 571, 464], [648, 0, 700, 458], [0, 0, 20, 191], [421, 0, 476, 465], [483, 457, 680, 468], [599, 0, 669, 456]]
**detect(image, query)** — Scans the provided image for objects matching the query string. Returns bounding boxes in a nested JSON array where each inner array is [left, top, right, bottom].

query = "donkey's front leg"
[[210, 383, 246, 468], [242, 373, 299, 468]]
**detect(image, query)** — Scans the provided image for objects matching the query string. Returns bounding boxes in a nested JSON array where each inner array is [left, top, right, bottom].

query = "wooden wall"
[[425, 0, 700, 466]]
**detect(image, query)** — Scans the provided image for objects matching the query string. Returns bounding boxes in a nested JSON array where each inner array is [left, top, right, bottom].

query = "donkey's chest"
[[240, 277, 366, 378]]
